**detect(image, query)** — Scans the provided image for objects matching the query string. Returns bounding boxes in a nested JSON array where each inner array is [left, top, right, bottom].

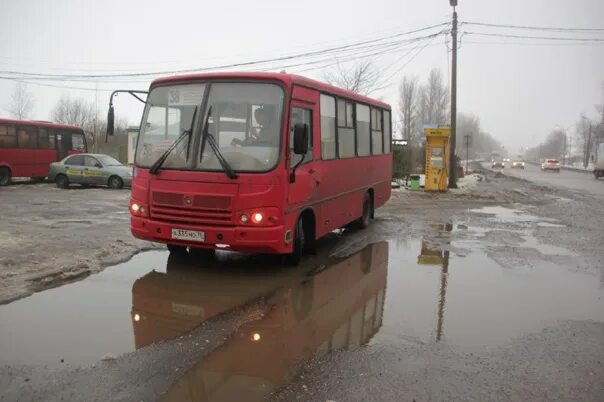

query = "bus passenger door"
[[288, 101, 319, 206], [54, 132, 68, 160]]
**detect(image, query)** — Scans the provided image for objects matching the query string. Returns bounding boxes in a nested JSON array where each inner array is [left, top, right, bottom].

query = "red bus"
[[0, 118, 88, 185], [121, 72, 392, 262]]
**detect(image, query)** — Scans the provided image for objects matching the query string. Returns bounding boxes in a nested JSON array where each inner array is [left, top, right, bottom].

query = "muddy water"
[[0, 205, 603, 401], [0, 251, 169, 367]]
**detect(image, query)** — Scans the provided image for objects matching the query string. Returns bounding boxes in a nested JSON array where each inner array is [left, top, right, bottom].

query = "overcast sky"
[[1, 0, 602, 154]]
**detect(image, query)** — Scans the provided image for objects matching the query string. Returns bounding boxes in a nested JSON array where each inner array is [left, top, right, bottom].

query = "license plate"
[[171, 228, 205, 242]]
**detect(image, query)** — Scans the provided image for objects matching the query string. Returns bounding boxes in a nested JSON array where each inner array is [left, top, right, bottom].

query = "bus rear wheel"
[[358, 192, 373, 229], [55, 174, 69, 189], [0, 167, 10, 186]]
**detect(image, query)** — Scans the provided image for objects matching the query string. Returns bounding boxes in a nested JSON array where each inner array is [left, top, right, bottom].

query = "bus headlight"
[[130, 199, 148, 217], [238, 208, 280, 226], [251, 213, 263, 224]]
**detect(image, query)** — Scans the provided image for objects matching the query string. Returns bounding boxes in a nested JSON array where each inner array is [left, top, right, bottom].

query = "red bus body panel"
[[0, 118, 87, 179], [130, 73, 392, 254]]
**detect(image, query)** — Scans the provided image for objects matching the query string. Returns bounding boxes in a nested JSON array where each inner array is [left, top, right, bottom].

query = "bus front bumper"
[[131, 216, 290, 254]]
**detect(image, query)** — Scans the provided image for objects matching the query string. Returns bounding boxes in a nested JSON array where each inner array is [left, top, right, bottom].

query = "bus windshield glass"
[[135, 82, 284, 173], [136, 83, 206, 169], [199, 82, 283, 172]]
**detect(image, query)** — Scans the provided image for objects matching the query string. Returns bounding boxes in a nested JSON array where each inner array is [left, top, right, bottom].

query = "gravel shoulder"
[[1, 167, 603, 401], [0, 183, 161, 305]]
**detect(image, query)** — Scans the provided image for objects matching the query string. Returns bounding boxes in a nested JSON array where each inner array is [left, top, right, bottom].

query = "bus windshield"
[[135, 82, 284, 173]]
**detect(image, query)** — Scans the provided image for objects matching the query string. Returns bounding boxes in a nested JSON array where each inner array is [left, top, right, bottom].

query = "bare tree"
[[51, 95, 96, 129], [323, 61, 380, 96], [50, 95, 129, 151], [418, 68, 449, 127], [575, 114, 595, 168], [398, 76, 419, 141], [6, 82, 35, 119]]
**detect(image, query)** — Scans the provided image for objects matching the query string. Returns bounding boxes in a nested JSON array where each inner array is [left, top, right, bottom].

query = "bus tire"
[[189, 247, 215, 260], [167, 244, 187, 253], [286, 218, 305, 266], [0, 167, 11, 186], [55, 174, 69, 189], [358, 192, 373, 229], [108, 176, 123, 189]]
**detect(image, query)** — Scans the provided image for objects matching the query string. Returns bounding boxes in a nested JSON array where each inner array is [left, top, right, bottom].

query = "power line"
[[463, 31, 604, 42], [373, 29, 446, 92], [0, 77, 123, 92], [463, 39, 604, 47], [0, 22, 450, 81], [462, 21, 604, 32], [291, 31, 447, 75]]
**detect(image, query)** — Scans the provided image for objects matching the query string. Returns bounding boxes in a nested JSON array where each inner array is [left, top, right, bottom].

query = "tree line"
[[3, 83, 128, 152], [525, 90, 604, 167]]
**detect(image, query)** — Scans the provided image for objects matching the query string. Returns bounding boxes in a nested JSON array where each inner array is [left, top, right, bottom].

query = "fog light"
[[251, 332, 261, 342], [240, 214, 249, 223], [131, 203, 140, 213], [252, 213, 263, 223], [134, 313, 140, 322], [140, 206, 145, 214]]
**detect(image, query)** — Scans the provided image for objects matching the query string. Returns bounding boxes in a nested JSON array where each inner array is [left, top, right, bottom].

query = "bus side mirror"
[[293, 123, 308, 155], [107, 106, 115, 136]]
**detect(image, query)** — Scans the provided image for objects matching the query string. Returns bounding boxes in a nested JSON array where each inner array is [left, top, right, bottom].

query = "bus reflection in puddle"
[[130, 242, 388, 401]]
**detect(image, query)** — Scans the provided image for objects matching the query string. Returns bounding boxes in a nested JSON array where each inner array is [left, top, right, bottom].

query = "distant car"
[[541, 159, 561, 172], [511, 160, 525, 169], [492, 160, 505, 169], [503, 158, 510, 162], [48, 153, 132, 189]]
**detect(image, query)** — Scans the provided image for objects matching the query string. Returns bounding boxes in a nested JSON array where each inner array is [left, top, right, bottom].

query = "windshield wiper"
[[149, 107, 198, 175], [201, 107, 238, 179]]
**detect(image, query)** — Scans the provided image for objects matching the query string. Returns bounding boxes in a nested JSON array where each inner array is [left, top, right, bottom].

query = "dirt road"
[[1, 169, 603, 401]]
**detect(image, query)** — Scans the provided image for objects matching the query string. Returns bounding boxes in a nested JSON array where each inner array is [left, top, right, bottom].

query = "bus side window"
[[71, 133, 86, 151], [0, 125, 17, 147], [320, 94, 336, 160], [370, 108, 383, 155], [337, 99, 355, 158], [356, 104, 370, 157], [38, 128, 52, 149], [17, 126, 38, 148], [383, 110, 391, 153]]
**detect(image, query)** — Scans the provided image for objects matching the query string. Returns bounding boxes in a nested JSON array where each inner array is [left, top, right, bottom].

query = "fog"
[[1, 0, 602, 154]]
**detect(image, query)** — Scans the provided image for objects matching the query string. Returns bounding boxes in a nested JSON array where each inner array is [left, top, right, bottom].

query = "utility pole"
[[448, 0, 458, 188], [464, 134, 470, 173]]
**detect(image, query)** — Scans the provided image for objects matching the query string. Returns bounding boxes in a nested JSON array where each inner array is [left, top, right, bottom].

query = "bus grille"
[[150, 192, 233, 226]]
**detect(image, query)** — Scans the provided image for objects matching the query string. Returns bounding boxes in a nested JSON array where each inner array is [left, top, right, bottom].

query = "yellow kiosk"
[[424, 127, 450, 192]]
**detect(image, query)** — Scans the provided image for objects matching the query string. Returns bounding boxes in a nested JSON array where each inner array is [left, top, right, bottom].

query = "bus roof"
[[151, 72, 391, 110], [0, 118, 83, 132]]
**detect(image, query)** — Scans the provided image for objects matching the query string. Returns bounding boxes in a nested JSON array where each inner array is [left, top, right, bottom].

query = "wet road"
[[486, 162, 604, 198], [1, 204, 603, 401]]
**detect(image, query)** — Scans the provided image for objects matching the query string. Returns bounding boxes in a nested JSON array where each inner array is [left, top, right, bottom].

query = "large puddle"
[[0, 206, 603, 400]]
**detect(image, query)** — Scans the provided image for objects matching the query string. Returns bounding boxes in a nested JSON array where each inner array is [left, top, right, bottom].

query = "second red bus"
[[0, 118, 88, 185]]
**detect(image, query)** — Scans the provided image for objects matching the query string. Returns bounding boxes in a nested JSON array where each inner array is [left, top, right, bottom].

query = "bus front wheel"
[[0, 167, 10, 186], [287, 218, 305, 266], [167, 244, 187, 253]]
